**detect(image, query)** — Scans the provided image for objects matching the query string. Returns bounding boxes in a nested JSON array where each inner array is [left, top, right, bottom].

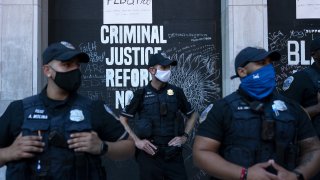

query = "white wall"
[[0, 0, 43, 115], [0, 0, 47, 178], [222, 0, 268, 96]]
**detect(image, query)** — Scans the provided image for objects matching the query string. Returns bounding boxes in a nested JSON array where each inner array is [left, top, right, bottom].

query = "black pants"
[[136, 150, 187, 180]]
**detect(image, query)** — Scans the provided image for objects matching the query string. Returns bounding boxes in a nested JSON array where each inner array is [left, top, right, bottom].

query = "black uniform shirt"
[[197, 90, 316, 142], [282, 63, 320, 107], [121, 82, 194, 119], [0, 88, 126, 148]]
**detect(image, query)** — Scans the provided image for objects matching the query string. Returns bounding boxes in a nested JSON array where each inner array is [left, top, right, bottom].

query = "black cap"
[[310, 38, 320, 53], [42, 41, 89, 65], [231, 47, 281, 79], [148, 52, 177, 67]]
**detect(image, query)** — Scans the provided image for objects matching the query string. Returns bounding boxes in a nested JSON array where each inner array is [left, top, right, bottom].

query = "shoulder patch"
[[282, 76, 294, 91]]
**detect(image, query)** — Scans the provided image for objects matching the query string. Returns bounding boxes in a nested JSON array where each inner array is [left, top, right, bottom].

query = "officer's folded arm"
[[103, 136, 135, 160], [193, 136, 249, 180], [194, 135, 320, 180], [67, 131, 135, 161], [294, 136, 320, 179], [193, 136, 282, 180], [168, 111, 198, 147], [119, 115, 157, 155], [183, 112, 198, 137]]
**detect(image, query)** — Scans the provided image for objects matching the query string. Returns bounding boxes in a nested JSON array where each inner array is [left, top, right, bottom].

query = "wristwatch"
[[292, 170, 304, 180], [182, 132, 190, 139], [100, 142, 109, 156]]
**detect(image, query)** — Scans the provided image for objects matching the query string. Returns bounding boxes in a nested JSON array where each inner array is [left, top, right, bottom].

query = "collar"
[[238, 87, 278, 103], [39, 85, 78, 109], [147, 81, 169, 93]]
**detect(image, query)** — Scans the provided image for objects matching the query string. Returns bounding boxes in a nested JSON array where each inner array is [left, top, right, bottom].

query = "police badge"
[[167, 89, 174, 95]]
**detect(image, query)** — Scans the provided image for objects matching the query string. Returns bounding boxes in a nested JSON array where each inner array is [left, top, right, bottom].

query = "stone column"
[[0, 0, 47, 178], [221, 0, 268, 96]]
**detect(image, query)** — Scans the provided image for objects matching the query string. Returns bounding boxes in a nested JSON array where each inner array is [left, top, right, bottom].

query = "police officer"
[[282, 38, 320, 136], [0, 41, 135, 180], [119, 52, 198, 180], [193, 47, 320, 180], [282, 38, 320, 180]]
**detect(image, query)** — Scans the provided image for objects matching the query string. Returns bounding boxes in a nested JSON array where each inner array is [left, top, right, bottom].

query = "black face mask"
[[53, 69, 82, 92]]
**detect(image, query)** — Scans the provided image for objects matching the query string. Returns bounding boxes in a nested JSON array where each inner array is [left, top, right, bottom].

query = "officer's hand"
[[168, 136, 187, 147], [7, 133, 44, 161], [68, 131, 102, 155], [135, 139, 157, 155], [269, 159, 298, 180], [247, 161, 278, 180]]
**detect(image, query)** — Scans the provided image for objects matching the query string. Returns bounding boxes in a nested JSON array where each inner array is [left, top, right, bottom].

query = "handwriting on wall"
[[49, 0, 221, 179], [168, 47, 220, 113], [77, 31, 220, 180], [268, 29, 319, 88]]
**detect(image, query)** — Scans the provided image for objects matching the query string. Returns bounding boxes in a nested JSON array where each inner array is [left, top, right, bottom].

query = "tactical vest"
[[138, 85, 183, 139], [221, 92, 297, 170], [6, 94, 106, 180]]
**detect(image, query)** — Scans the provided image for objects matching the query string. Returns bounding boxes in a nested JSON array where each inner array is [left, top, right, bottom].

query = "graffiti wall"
[[49, 0, 221, 179]]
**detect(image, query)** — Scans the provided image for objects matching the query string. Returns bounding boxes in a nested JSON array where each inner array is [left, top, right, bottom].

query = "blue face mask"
[[240, 64, 276, 100]]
